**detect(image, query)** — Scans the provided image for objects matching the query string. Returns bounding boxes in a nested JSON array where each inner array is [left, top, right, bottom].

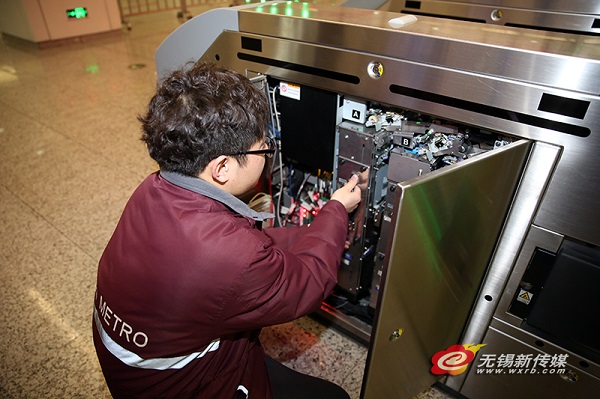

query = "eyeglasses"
[[230, 136, 276, 159]]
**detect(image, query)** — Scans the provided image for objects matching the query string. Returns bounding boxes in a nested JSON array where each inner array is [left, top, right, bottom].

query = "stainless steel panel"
[[237, 5, 600, 93], [460, 322, 600, 399], [445, 142, 562, 391], [494, 226, 565, 327], [489, 318, 600, 380], [202, 32, 600, 136], [459, 226, 600, 395], [532, 137, 599, 247], [362, 140, 531, 399], [386, 0, 600, 14]]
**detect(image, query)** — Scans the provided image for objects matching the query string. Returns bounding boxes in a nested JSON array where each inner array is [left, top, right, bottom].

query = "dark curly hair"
[[139, 62, 270, 176]]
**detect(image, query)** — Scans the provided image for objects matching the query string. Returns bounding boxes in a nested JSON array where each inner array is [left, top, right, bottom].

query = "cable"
[[283, 172, 311, 226], [276, 139, 284, 227], [271, 85, 281, 133], [295, 173, 311, 200]]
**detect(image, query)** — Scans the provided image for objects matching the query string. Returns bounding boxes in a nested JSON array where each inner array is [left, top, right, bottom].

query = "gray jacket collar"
[[159, 170, 273, 222]]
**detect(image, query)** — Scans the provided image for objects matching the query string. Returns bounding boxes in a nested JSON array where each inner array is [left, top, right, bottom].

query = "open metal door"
[[362, 139, 532, 398]]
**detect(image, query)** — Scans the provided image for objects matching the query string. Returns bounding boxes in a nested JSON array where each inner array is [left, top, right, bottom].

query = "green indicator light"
[[301, 9, 310, 18], [86, 64, 100, 74], [256, 5, 263, 12], [66, 7, 88, 19]]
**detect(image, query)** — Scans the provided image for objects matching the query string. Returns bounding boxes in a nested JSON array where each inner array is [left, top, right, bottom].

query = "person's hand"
[[330, 174, 362, 213]]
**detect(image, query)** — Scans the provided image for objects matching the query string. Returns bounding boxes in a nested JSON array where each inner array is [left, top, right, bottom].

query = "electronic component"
[[278, 82, 341, 173], [334, 120, 392, 301]]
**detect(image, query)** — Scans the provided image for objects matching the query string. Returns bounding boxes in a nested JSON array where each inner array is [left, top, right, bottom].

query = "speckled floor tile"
[[0, 185, 102, 397], [0, 10, 172, 398], [262, 317, 367, 386], [0, 123, 144, 258], [260, 317, 457, 399]]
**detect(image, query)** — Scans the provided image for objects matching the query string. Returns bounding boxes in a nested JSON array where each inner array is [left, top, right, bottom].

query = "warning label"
[[280, 82, 301, 101], [516, 289, 533, 305]]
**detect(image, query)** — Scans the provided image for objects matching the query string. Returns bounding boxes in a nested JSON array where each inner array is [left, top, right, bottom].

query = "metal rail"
[[117, 0, 223, 18]]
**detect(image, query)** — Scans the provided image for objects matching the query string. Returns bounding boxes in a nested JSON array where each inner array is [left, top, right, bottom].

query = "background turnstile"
[[379, 0, 600, 36]]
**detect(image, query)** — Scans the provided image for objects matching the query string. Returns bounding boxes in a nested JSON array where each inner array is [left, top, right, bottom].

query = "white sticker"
[[516, 288, 533, 305], [342, 98, 366, 123], [280, 82, 301, 101]]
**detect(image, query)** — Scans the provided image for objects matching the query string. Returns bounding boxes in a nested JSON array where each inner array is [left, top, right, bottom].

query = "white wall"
[[0, 0, 44, 42], [0, 0, 121, 43]]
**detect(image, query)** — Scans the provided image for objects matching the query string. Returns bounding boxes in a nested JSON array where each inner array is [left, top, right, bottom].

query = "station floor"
[[0, 3, 454, 398]]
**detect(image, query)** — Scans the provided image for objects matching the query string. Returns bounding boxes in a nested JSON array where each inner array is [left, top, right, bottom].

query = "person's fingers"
[[347, 173, 359, 192]]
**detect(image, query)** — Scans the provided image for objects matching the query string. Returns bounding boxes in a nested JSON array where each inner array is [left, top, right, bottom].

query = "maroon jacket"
[[93, 171, 348, 398]]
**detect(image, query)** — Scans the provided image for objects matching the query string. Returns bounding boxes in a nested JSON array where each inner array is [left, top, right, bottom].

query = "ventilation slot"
[[237, 53, 360, 85], [241, 37, 262, 52], [538, 93, 590, 120], [505, 23, 600, 37], [400, 10, 485, 24], [404, 1, 421, 9]]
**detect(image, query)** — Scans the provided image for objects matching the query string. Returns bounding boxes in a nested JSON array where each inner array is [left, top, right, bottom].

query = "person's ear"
[[210, 155, 230, 184]]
